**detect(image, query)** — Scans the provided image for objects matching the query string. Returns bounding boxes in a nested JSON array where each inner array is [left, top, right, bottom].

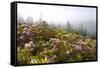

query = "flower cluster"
[[24, 41, 35, 48], [17, 22, 96, 64]]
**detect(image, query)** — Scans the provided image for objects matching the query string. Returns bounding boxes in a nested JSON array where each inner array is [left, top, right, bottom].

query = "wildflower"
[[23, 29, 31, 36], [81, 41, 87, 45], [50, 38, 55, 42], [75, 45, 82, 50], [24, 41, 36, 48], [19, 36, 24, 39], [29, 41, 36, 47], [51, 43, 55, 46], [26, 31, 30, 36], [50, 43, 56, 50], [28, 29, 31, 31], [18, 36, 24, 43], [75, 40, 81, 45], [24, 43, 31, 48], [23, 27, 28, 31], [29, 41, 33, 44], [55, 39, 60, 44], [50, 38, 60, 44]]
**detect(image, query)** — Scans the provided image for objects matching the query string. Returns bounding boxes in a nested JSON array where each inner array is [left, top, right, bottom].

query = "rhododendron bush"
[[17, 21, 96, 65]]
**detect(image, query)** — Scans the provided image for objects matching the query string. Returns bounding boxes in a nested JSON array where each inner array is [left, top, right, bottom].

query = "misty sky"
[[17, 3, 96, 25]]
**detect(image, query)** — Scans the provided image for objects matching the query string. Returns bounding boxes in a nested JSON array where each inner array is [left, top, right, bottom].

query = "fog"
[[17, 3, 96, 35]]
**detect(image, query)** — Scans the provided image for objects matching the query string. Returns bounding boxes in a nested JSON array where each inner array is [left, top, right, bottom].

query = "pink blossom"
[[75, 45, 82, 50], [18, 36, 24, 43], [24, 43, 31, 48], [29, 41, 36, 47]]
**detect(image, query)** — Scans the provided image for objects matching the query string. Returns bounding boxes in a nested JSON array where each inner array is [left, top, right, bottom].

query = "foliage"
[[17, 20, 96, 64]]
